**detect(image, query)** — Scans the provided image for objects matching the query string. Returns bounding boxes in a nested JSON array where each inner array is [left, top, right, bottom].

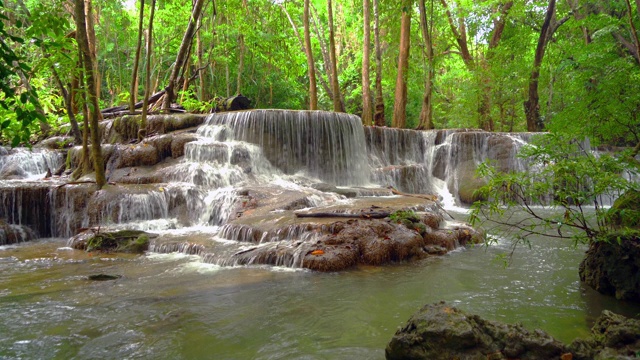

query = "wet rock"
[[0, 220, 37, 245], [229, 211, 481, 272], [36, 136, 75, 149], [579, 235, 640, 301], [386, 301, 568, 360], [69, 229, 157, 253], [170, 133, 198, 158], [0, 162, 28, 179], [568, 310, 640, 359], [454, 160, 487, 205], [105, 114, 206, 143], [387, 303, 640, 360]]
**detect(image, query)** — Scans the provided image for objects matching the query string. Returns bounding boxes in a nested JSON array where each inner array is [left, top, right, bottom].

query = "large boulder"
[[568, 310, 640, 359], [454, 160, 487, 205], [386, 301, 568, 360], [387, 302, 640, 360], [579, 234, 640, 301]]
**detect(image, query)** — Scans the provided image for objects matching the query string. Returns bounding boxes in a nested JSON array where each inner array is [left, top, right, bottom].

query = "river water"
[[2, 209, 638, 360]]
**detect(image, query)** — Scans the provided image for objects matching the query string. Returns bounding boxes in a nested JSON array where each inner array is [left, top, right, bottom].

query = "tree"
[[74, 0, 106, 188], [361, 0, 373, 125], [470, 133, 639, 246], [524, 0, 568, 132], [303, 0, 318, 110], [416, 0, 435, 130], [327, 0, 344, 112], [140, 0, 156, 140], [162, 0, 206, 110], [373, 0, 385, 126], [392, 0, 412, 128], [129, 0, 144, 113]]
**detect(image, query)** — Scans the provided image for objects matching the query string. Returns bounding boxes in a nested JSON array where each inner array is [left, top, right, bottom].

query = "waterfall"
[[365, 128, 533, 205], [0, 147, 64, 180], [205, 110, 371, 186]]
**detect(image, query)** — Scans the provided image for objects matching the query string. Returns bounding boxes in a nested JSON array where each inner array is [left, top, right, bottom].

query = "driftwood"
[[294, 211, 391, 219], [387, 186, 438, 201], [101, 89, 167, 115]]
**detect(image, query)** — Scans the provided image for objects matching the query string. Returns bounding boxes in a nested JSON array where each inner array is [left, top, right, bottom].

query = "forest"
[[1, 0, 639, 149]]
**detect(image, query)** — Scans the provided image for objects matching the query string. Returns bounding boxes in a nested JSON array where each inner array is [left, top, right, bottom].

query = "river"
[[2, 209, 638, 360]]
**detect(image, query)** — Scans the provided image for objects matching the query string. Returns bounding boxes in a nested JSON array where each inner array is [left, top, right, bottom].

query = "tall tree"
[[74, 0, 106, 188], [327, 0, 344, 112], [373, 0, 385, 126], [525, 0, 561, 131], [361, 0, 372, 124], [130, 0, 144, 112], [162, 0, 205, 110], [392, 0, 412, 128], [416, 0, 435, 130], [303, 0, 318, 109], [139, 0, 156, 140]]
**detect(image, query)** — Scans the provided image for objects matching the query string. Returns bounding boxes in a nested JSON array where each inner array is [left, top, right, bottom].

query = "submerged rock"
[[387, 302, 640, 360], [88, 274, 122, 281]]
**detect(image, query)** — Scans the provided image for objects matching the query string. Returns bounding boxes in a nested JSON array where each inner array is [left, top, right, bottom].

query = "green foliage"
[[0, 1, 47, 146], [470, 133, 640, 245]]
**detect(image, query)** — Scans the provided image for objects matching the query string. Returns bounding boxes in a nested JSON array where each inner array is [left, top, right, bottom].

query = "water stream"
[[1, 209, 638, 359]]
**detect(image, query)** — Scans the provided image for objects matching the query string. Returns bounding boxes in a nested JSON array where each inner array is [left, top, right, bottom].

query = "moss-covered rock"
[[69, 229, 157, 254], [607, 189, 640, 229], [386, 302, 640, 360]]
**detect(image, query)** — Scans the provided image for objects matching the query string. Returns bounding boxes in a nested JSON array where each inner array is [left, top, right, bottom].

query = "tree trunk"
[[566, 0, 591, 44], [440, 0, 473, 68], [140, 0, 156, 141], [373, 0, 385, 126], [361, 0, 373, 125], [84, 0, 100, 110], [525, 0, 556, 132], [624, 0, 640, 65], [327, 0, 344, 112], [130, 0, 145, 112], [196, 15, 205, 100], [392, 0, 412, 128], [51, 66, 82, 144], [310, 5, 336, 99], [302, 0, 318, 110], [416, 0, 435, 130], [236, 33, 245, 95], [162, 0, 205, 110], [74, 0, 106, 188]]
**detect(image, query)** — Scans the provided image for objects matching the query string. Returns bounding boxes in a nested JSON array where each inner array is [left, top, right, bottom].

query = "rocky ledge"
[[386, 301, 640, 360]]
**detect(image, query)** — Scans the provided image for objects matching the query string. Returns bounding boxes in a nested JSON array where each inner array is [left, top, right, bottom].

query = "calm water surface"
[[1, 212, 639, 360]]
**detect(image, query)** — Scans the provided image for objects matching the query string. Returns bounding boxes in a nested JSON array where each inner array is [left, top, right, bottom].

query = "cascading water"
[[0, 147, 65, 180], [0, 113, 544, 247], [365, 128, 533, 205]]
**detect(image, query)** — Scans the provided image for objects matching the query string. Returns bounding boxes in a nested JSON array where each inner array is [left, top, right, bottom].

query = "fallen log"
[[387, 186, 438, 201], [294, 211, 391, 219], [101, 89, 167, 114]]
